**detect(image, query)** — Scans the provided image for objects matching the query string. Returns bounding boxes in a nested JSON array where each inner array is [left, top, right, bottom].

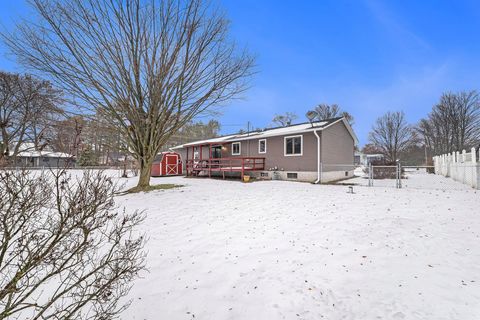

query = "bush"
[[367, 160, 404, 179], [0, 169, 145, 319]]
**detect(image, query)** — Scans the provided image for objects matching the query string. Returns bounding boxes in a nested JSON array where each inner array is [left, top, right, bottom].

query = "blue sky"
[[1, 0, 480, 145]]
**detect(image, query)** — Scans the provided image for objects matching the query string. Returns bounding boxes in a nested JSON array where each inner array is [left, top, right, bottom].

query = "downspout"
[[314, 130, 322, 184]]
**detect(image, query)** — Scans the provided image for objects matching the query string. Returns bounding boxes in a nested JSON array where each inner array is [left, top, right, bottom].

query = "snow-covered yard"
[[115, 174, 480, 320]]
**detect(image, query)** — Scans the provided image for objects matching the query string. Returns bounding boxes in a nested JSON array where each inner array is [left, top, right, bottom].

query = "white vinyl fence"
[[433, 148, 480, 189]]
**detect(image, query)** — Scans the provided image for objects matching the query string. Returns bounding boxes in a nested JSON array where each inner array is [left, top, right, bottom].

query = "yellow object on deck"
[[243, 175, 250, 182]]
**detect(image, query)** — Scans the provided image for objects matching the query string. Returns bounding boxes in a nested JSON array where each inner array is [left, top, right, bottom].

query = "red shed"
[[151, 151, 183, 177]]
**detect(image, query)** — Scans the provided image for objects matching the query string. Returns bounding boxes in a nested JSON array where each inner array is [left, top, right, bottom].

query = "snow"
[[347, 166, 473, 191], [10, 150, 73, 158], [111, 172, 480, 320], [172, 119, 334, 149]]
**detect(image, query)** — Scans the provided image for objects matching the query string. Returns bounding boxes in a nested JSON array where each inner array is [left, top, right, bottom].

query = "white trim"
[[284, 135, 303, 156], [171, 117, 359, 149], [232, 142, 241, 155], [258, 139, 267, 154]]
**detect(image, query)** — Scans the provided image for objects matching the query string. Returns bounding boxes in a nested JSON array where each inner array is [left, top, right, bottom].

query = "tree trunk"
[[137, 158, 152, 189]]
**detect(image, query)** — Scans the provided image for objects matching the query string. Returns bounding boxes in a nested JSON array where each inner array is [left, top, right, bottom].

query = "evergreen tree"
[[78, 145, 98, 167]]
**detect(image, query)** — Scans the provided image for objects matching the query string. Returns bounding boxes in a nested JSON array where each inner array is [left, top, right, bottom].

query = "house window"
[[232, 142, 241, 155], [284, 135, 302, 156], [258, 139, 267, 154], [287, 172, 298, 179]]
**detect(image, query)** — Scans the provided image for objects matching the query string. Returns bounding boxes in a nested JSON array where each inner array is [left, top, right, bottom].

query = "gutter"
[[314, 130, 322, 184]]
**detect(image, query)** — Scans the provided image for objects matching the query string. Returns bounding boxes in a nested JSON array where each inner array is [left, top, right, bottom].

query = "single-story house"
[[172, 117, 358, 183], [355, 152, 385, 166], [9, 150, 75, 168]]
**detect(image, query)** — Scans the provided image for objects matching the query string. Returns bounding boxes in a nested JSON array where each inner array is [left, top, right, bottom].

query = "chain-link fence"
[[332, 162, 476, 191]]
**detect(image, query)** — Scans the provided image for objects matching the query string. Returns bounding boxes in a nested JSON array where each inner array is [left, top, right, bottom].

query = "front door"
[[165, 154, 179, 175]]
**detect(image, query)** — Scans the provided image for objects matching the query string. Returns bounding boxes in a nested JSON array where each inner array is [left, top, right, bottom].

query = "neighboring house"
[[356, 152, 385, 166], [11, 151, 75, 168], [172, 117, 358, 183], [10, 142, 75, 168]]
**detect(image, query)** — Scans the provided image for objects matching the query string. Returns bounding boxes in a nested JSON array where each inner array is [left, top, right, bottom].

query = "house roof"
[[7, 142, 74, 158], [10, 150, 73, 158], [172, 117, 358, 149]]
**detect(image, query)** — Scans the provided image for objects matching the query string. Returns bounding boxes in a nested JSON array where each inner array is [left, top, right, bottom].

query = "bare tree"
[[0, 72, 20, 162], [3, 0, 254, 189], [0, 169, 145, 319], [0, 72, 63, 164], [311, 103, 354, 125], [418, 91, 480, 155], [166, 119, 221, 148], [272, 112, 298, 127], [48, 115, 86, 158], [368, 111, 414, 162]]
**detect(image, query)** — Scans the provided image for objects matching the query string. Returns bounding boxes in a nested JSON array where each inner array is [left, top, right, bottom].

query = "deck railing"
[[186, 157, 265, 178]]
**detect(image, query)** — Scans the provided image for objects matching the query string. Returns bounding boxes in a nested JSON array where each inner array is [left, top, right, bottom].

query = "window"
[[258, 139, 267, 154], [284, 135, 302, 156], [287, 172, 298, 179], [232, 142, 241, 155]]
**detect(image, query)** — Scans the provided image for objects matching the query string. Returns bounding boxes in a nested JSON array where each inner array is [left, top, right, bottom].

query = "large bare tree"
[[3, 0, 254, 189], [417, 91, 480, 155], [0, 72, 62, 164], [368, 111, 414, 163]]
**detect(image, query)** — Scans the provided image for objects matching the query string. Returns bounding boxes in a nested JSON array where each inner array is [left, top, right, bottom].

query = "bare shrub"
[[367, 160, 404, 179], [0, 169, 145, 319]]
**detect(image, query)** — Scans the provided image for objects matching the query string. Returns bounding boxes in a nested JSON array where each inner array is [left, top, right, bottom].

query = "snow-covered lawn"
[[115, 174, 480, 320]]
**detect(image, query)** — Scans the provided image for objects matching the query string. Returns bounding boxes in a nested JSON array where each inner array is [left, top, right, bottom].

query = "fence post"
[[396, 161, 402, 189], [472, 147, 477, 164], [368, 162, 373, 187]]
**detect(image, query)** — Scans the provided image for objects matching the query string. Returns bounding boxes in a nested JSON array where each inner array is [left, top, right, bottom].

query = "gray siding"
[[177, 120, 355, 174], [321, 121, 355, 168], [220, 132, 318, 171]]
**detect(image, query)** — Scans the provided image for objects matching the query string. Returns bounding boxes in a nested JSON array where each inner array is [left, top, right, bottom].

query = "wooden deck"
[[186, 157, 265, 179]]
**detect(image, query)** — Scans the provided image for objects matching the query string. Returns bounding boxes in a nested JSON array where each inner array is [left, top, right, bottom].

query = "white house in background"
[[355, 152, 385, 166], [8, 143, 74, 168]]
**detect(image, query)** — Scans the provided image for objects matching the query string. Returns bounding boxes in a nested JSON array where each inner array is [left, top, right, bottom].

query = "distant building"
[[10, 150, 75, 168], [7, 143, 75, 168], [355, 152, 385, 166]]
